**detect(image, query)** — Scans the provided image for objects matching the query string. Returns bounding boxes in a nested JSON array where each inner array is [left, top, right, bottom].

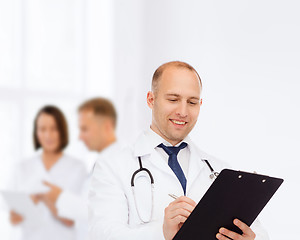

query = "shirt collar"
[[133, 127, 192, 157]]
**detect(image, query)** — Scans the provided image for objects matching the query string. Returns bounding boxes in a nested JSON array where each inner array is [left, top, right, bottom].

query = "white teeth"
[[172, 120, 186, 125]]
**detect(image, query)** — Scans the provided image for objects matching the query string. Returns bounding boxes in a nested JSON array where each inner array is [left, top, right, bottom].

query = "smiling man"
[[89, 61, 268, 240], [148, 62, 202, 146]]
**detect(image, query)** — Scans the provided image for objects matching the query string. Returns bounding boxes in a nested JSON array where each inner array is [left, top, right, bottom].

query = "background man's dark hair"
[[78, 97, 117, 128]]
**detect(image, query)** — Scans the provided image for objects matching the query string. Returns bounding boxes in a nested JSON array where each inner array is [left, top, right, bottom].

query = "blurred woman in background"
[[9, 105, 87, 240]]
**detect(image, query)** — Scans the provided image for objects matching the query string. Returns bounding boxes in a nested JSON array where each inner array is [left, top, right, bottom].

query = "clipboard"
[[173, 169, 283, 240], [1, 191, 45, 226]]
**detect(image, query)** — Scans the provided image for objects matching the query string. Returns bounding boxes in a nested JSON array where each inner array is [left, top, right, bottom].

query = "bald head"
[[151, 61, 202, 95], [147, 61, 202, 146]]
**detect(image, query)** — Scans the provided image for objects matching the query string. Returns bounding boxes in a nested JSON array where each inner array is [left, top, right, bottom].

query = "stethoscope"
[[131, 156, 219, 223]]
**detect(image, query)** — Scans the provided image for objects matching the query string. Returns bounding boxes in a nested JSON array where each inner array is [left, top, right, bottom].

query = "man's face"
[[78, 110, 107, 151], [147, 66, 202, 145]]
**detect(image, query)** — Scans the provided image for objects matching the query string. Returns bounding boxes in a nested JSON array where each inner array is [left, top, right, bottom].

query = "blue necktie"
[[158, 142, 188, 195]]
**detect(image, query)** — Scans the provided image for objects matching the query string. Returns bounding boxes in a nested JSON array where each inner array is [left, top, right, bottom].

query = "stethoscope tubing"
[[131, 156, 154, 187], [131, 156, 219, 223], [131, 157, 218, 187]]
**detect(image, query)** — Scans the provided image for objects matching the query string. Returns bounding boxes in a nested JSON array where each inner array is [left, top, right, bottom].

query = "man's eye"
[[189, 101, 198, 105], [168, 99, 177, 102]]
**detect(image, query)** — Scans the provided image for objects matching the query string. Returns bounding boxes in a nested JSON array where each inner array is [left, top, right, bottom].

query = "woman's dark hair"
[[33, 105, 69, 151]]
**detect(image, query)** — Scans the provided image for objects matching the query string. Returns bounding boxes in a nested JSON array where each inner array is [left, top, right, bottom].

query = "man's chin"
[[168, 134, 188, 144], [87, 145, 95, 151]]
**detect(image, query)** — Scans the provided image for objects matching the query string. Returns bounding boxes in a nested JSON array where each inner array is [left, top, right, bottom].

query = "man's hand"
[[10, 210, 24, 225], [163, 196, 196, 240], [216, 219, 256, 240], [42, 181, 62, 205], [39, 181, 74, 227], [30, 193, 45, 204], [36, 181, 62, 216]]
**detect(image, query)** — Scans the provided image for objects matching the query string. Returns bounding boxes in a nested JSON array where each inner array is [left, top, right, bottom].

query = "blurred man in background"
[[78, 97, 118, 157]]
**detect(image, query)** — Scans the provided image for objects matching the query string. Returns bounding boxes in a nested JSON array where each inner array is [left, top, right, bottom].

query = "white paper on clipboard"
[[1, 191, 45, 227]]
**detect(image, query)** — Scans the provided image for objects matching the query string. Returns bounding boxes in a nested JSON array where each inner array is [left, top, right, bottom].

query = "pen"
[[168, 193, 179, 200]]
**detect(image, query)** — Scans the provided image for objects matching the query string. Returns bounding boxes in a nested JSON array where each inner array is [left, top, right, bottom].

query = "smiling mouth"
[[170, 119, 187, 126]]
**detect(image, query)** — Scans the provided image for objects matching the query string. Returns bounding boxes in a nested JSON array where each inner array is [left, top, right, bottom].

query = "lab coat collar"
[[98, 141, 119, 159], [133, 128, 206, 195], [133, 128, 193, 157], [89, 141, 120, 173], [133, 129, 190, 186], [133, 129, 158, 157]]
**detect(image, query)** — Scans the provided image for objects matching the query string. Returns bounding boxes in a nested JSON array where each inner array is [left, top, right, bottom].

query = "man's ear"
[[147, 91, 155, 109], [104, 117, 113, 131]]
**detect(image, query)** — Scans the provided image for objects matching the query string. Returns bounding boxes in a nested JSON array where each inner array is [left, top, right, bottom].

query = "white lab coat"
[[13, 153, 87, 240], [56, 142, 120, 240], [89, 130, 269, 240]]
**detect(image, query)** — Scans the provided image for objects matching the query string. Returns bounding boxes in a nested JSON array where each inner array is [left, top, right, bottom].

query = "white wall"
[[0, 0, 299, 239], [0, 0, 114, 239]]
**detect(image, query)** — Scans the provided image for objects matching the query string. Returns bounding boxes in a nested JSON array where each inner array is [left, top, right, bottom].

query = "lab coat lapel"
[[148, 150, 175, 176], [186, 143, 205, 194], [133, 132, 177, 177]]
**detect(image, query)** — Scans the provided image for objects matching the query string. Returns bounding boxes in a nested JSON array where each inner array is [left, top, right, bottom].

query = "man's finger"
[[31, 194, 42, 199], [172, 215, 188, 225], [234, 219, 255, 237], [170, 196, 196, 207], [216, 233, 231, 240], [218, 227, 240, 240], [43, 181, 54, 188], [170, 202, 195, 214], [168, 208, 193, 220]]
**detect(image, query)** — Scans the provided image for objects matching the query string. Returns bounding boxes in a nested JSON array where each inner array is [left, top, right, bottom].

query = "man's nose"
[[176, 102, 188, 118], [45, 130, 52, 138]]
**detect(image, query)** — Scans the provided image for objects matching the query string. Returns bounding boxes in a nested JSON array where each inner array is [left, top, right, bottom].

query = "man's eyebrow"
[[189, 97, 200, 100], [165, 94, 200, 101], [165, 93, 180, 97]]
